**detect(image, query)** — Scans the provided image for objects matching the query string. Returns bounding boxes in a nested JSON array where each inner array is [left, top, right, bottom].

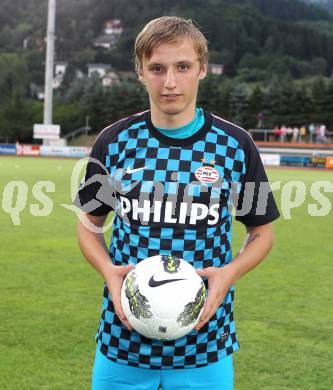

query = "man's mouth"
[[161, 94, 182, 100]]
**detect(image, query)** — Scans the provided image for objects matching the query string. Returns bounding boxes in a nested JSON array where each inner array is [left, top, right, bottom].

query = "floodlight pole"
[[43, 0, 56, 126]]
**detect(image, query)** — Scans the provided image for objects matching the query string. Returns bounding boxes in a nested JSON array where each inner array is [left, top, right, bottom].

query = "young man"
[[76, 16, 280, 390]]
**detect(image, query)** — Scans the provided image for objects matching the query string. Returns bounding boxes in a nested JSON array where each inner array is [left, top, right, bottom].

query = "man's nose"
[[164, 69, 177, 89]]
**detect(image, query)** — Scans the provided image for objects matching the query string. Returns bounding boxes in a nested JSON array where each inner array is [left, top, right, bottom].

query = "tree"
[[197, 74, 224, 116], [264, 75, 299, 127], [311, 76, 328, 123], [52, 102, 87, 135], [246, 85, 265, 128], [0, 90, 33, 141], [228, 82, 251, 127], [88, 80, 148, 131], [0, 53, 28, 102], [64, 74, 104, 105]]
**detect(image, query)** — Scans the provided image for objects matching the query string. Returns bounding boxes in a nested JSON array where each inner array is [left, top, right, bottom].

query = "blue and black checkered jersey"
[[76, 109, 280, 369]]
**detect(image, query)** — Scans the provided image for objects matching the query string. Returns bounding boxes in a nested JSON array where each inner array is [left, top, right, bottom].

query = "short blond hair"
[[134, 16, 208, 73]]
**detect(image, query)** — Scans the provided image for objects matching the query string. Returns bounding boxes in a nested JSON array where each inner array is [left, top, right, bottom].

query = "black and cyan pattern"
[[97, 285, 237, 369], [77, 110, 280, 369]]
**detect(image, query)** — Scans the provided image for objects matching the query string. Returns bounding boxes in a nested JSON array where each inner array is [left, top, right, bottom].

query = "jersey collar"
[[144, 110, 213, 146]]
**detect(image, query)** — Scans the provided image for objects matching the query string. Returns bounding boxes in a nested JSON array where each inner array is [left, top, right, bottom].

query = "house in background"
[[94, 34, 118, 49], [94, 19, 123, 49], [208, 63, 224, 75], [102, 71, 120, 87], [75, 69, 85, 79], [88, 63, 111, 78], [53, 61, 68, 88], [104, 19, 123, 35], [29, 83, 45, 100], [55, 62, 68, 77]]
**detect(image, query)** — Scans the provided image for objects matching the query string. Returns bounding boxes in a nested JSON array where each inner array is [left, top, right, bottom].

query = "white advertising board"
[[40, 146, 91, 158], [33, 124, 61, 140], [260, 153, 280, 166], [17, 144, 40, 156]]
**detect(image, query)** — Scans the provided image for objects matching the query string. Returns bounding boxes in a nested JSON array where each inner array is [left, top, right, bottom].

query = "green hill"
[[304, 0, 333, 14], [1, 0, 333, 75], [1, 0, 333, 140]]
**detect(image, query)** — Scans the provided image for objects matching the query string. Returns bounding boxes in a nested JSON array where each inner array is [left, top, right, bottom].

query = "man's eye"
[[152, 66, 163, 73], [179, 64, 189, 71]]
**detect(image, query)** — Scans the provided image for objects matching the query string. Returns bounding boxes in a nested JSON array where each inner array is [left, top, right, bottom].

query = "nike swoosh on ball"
[[148, 276, 186, 287]]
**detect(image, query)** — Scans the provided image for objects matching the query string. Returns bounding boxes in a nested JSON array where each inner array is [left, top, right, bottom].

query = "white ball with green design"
[[120, 255, 206, 341]]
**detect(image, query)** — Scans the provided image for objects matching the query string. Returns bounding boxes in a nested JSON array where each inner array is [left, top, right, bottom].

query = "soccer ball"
[[120, 255, 206, 340]]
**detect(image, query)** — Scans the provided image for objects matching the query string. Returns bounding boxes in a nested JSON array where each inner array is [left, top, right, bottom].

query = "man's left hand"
[[195, 266, 235, 331]]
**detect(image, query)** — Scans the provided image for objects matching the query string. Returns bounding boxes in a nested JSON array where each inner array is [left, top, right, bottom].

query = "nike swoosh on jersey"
[[148, 276, 186, 287], [126, 166, 150, 174]]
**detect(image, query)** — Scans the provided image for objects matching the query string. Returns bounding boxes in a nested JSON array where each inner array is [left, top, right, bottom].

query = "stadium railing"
[[63, 125, 92, 142], [249, 129, 333, 143]]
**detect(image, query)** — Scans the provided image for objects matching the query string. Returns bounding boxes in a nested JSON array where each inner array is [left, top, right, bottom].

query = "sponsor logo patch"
[[220, 332, 229, 342]]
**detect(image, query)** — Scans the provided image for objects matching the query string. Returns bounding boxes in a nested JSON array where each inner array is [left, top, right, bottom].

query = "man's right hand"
[[105, 263, 134, 331]]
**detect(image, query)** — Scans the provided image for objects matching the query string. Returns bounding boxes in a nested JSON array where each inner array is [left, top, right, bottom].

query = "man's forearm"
[[226, 223, 275, 284], [77, 217, 114, 281]]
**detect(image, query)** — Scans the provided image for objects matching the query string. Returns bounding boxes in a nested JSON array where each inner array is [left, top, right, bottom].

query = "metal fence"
[[249, 129, 333, 144], [63, 126, 92, 142]]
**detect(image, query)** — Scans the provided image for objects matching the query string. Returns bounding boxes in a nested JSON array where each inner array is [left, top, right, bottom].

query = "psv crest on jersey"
[[195, 166, 220, 183]]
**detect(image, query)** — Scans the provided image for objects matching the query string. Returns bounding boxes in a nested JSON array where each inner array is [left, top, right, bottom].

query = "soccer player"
[[75, 16, 280, 390]]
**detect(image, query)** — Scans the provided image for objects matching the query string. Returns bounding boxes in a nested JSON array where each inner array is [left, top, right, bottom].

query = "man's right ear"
[[138, 75, 147, 90], [137, 66, 144, 82]]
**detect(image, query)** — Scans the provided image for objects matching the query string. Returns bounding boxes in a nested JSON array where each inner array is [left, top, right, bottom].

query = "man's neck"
[[150, 104, 196, 129]]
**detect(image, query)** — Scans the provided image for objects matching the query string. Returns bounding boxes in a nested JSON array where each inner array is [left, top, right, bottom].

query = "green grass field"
[[0, 156, 332, 390]]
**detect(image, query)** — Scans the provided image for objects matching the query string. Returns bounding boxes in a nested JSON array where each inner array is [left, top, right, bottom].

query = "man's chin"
[[159, 103, 185, 116]]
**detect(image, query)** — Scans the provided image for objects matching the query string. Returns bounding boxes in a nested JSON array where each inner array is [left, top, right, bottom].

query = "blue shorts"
[[92, 346, 234, 390]]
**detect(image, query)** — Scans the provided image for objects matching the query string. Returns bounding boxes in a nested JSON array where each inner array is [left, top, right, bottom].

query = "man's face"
[[139, 38, 207, 117]]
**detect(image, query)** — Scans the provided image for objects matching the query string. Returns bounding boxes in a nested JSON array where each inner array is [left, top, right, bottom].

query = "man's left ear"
[[199, 64, 207, 80]]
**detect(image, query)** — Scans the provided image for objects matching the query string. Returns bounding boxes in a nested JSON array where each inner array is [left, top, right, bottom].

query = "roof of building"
[[94, 34, 117, 44], [88, 63, 111, 69]]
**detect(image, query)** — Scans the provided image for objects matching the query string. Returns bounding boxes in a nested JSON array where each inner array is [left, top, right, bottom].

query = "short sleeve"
[[74, 134, 114, 216], [235, 139, 280, 226]]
